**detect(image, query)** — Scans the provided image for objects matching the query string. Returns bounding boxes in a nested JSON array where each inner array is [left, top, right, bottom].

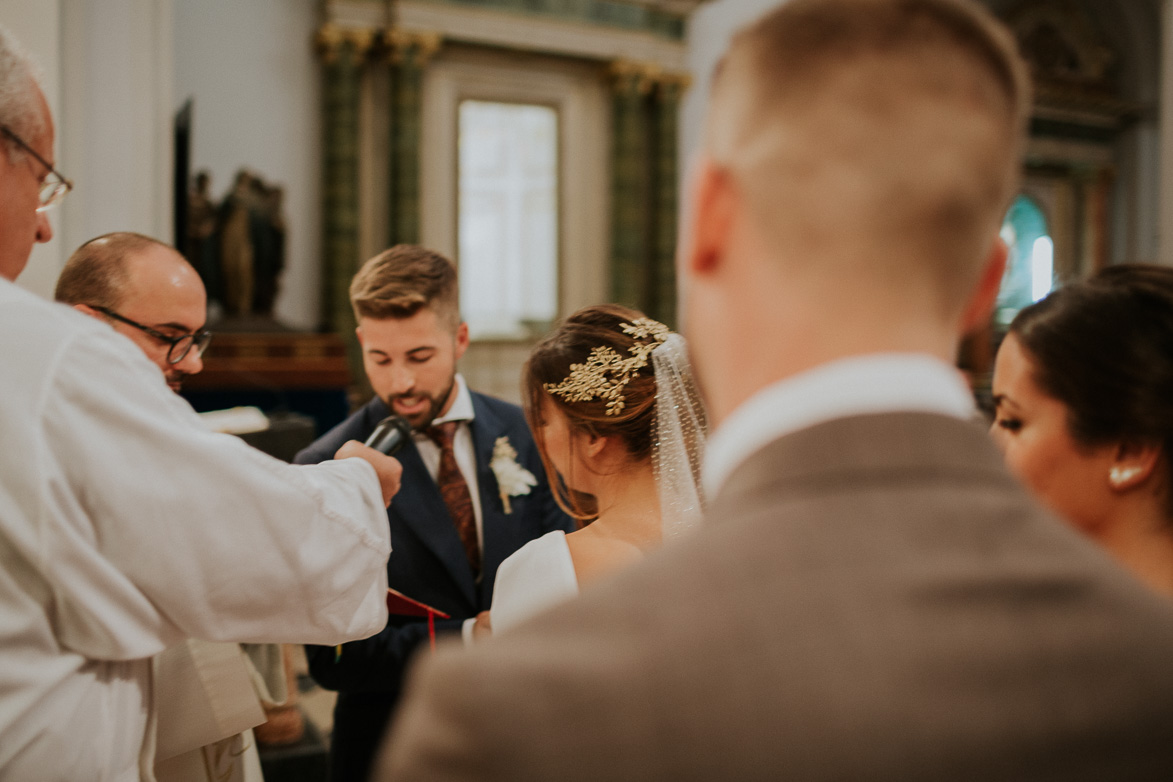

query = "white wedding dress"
[[490, 530, 580, 635]]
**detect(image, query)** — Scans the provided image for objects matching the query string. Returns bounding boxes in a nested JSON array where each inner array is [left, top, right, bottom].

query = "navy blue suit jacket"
[[294, 391, 572, 782]]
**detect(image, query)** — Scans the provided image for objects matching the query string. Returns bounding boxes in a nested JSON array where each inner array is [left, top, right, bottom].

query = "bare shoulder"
[[565, 526, 644, 586]]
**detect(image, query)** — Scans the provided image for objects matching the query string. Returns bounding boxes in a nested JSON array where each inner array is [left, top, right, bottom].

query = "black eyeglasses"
[[1, 124, 72, 211], [90, 305, 212, 365]]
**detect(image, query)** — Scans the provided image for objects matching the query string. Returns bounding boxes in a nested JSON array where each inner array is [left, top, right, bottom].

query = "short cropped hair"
[[706, 0, 1031, 315], [55, 232, 174, 309], [350, 244, 461, 329], [0, 25, 46, 162]]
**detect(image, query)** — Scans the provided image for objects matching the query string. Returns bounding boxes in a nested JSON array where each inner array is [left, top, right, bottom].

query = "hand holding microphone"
[[363, 415, 412, 456], [335, 416, 412, 507]]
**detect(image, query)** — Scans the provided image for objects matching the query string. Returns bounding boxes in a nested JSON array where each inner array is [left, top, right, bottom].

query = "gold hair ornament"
[[544, 318, 670, 415]]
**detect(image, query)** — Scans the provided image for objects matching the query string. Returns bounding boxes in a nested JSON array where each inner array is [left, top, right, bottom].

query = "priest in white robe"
[[0, 24, 400, 780]]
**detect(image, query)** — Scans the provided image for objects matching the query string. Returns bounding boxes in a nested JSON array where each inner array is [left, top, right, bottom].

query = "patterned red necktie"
[[427, 422, 480, 577]]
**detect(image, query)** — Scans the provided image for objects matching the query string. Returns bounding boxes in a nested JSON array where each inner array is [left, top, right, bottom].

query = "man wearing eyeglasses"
[[56, 232, 211, 393], [0, 106, 67, 282], [0, 25, 403, 781], [54, 232, 276, 781]]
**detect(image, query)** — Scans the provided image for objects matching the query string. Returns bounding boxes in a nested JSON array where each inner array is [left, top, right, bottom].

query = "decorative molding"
[[384, 28, 443, 66], [323, 0, 391, 30], [314, 23, 377, 62], [610, 59, 660, 95], [609, 60, 691, 96], [1007, 0, 1114, 85], [397, 0, 687, 71], [324, 0, 705, 69], [1026, 136, 1116, 168], [330, 0, 705, 39]]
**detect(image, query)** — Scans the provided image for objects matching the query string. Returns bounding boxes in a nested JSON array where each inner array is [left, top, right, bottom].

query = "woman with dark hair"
[[991, 264, 1173, 596], [487, 304, 707, 634]]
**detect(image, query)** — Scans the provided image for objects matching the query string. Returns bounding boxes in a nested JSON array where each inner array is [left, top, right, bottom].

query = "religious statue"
[[184, 168, 288, 322]]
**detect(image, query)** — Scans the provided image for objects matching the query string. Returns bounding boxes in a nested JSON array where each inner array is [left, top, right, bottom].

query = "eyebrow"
[[153, 321, 204, 333], [366, 345, 436, 356]]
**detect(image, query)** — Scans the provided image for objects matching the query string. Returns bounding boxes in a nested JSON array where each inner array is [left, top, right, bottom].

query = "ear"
[[453, 321, 470, 361], [959, 237, 1009, 334], [74, 303, 103, 321], [582, 431, 608, 461], [355, 325, 365, 348], [683, 156, 737, 279], [1108, 442, 1163, 491]]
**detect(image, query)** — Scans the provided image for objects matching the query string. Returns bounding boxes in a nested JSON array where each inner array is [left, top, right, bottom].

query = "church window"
[[996, 195, 1054, 328], [457, 100, 559, 339]]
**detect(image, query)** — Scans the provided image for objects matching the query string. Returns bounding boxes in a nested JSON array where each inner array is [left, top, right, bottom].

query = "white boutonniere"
[[490, 436, 537, 514]]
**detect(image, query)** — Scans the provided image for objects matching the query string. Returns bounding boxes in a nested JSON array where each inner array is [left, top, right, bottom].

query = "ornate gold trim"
[[609, 60, 691, 96], [384, 29, 444, 67], [314, 23, 377, 62]]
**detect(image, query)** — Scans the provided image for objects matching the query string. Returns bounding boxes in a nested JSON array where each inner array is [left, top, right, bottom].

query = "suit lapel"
[[469, 395, 516, 591], [391, 438, 478, 605]]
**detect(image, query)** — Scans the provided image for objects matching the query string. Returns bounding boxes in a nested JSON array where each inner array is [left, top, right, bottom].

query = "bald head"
[[57, 232, 172, 309], [705, 0, 1029, 315], [58, 232, 208, 391]]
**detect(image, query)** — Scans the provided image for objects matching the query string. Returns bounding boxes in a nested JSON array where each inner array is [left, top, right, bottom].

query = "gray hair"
[[0, 25, 46, 162]]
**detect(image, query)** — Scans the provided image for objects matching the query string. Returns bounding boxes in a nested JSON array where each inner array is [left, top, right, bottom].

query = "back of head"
[[0, 25, 45, 162], [706, 0, 1030, 315], [1010, 266, 1173, 496], [350, 244, 460, 328], [524, 305, 670, 518], [56, 232, 173, 308]]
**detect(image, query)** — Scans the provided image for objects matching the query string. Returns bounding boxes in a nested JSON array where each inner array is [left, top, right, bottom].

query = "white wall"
[[60, 0, 174, 261], [173, 0, 321, 329], [1, 0, 173, 299], [680, 0, 779, 180]]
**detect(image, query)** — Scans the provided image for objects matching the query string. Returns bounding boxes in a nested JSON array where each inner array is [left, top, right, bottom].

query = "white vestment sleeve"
[[38, 328, 391, 661]]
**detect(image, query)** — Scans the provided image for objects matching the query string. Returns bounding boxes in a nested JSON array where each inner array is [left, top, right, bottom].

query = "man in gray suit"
[[380, 1, 1173, 779]]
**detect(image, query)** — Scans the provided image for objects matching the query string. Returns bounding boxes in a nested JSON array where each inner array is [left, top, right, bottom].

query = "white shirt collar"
[[429, 373, 475, 428], [702, 353, 976, 497]]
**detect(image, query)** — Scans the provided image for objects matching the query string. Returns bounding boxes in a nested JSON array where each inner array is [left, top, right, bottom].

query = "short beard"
[[390, 376, 457, 432], [165, 370, 190, 392]]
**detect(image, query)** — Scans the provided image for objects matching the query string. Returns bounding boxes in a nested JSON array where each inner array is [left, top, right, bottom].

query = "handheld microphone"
[[364, 415, 412, 456]]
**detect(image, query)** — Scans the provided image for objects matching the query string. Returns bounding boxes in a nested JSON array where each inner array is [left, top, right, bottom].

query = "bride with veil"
[[484, 304, 708, 635]]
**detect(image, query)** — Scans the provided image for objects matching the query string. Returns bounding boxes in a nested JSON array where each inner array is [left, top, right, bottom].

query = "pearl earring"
[[1109, 466, 1142, 487]]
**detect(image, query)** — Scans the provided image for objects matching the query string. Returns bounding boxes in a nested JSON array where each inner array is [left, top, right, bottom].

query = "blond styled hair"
[[706, 0, 1031, 316], [350, 244, 461, 329]]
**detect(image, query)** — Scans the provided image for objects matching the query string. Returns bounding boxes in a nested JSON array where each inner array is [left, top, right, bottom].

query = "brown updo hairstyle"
[[523, 304, 661, 522], [1009, 263, 1173, 517]]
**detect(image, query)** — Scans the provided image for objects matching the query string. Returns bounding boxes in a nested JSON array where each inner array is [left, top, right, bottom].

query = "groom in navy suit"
[[295, 245, 572, 782]]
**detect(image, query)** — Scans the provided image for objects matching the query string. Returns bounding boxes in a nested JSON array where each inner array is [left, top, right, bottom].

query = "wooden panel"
[[184, 333, 352, 390]]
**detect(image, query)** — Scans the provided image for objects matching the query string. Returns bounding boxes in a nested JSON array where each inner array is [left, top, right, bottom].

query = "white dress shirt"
[[703, 353, 976, 498], [0, 280, 392, 781]]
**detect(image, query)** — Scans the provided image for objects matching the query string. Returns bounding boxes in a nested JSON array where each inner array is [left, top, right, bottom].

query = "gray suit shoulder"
[[383, 417, 1173, 781]]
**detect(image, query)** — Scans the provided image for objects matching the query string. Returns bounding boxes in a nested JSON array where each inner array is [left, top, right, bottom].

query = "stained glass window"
[[996, 195, 1053, 328]]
